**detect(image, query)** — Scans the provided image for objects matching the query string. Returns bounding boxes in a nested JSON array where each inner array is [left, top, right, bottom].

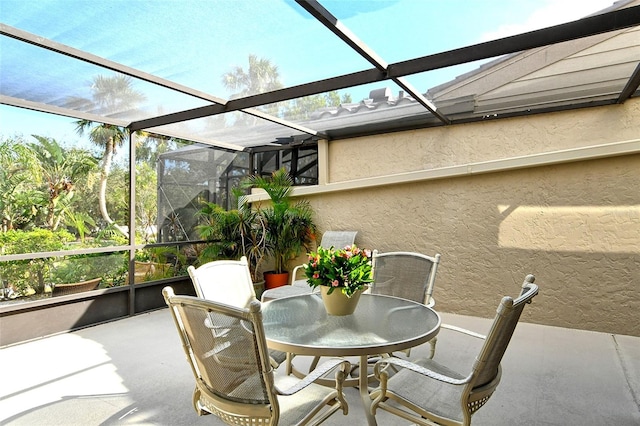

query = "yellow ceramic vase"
[[320, 286, 364, 316]]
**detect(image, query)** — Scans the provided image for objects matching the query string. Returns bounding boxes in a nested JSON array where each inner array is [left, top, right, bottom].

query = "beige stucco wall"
[[304, 98, 640, 336]]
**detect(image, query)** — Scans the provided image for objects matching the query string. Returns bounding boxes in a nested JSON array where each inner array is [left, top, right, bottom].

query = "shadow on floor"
[[1, 309, 638, 425]]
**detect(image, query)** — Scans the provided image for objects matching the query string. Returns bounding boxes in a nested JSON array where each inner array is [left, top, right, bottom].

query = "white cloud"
[[479, 0, 618, 42]]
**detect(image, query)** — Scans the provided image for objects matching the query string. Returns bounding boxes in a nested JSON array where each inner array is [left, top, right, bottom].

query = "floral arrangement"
[[304, 244, 373, 297]]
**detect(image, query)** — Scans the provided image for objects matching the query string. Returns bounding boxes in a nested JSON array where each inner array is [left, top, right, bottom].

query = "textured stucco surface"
[[305, 98, 640, 336]]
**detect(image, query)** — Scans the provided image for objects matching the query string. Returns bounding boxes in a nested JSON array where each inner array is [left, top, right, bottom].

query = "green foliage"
[[135, 162, 158, 243], [63, 209, 96, 242], [241, 168, 316, 274], [0, 228, 75, 255], [0, 137, 41, 231], [0, 229, 75, 295], [194, 187, 267, 281], [28, 136, 99, 230], [196, 202, 242, 261], [133, 246, 184, 282], [95, 224, 128, 245], [49, 252, 124, 286], [305, 245, 373, 297]]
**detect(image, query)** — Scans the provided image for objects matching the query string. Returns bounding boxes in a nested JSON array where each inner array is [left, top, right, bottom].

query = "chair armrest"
[[373, 357, 470, 386], [440, 323, 486, 340], [384, 304, 426, 319], [276, 358, 351, 395], [290, 264, 306, 285]]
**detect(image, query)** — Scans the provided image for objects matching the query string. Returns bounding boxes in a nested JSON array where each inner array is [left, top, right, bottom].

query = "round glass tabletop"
[[262, 293, 440, 356]]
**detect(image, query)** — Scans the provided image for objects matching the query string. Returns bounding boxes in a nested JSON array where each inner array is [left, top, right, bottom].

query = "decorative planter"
[[264, 271, 290, 290], [320, 286, 365, 316], [51, 277, 101, 297]]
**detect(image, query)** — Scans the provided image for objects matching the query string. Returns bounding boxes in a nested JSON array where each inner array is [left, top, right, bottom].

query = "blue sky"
[[0, 0, 617, 146]]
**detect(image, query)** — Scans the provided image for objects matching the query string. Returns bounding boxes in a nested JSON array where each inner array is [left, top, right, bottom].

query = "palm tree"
[[0, 137, 41, 232], [221, 55, 284, 125], [222, 54, 284, 98], [75, 74, 146, 237], [221, 55, 353, 122], [241, 168, 316, 275], [29, 136, 98, 230]]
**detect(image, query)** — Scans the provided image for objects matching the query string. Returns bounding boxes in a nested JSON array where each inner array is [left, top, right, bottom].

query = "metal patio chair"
[[188, 257, 287, 367], [370, 274, 539, 426], [370, 250, 441, 358], [163, 286, 350, 426]]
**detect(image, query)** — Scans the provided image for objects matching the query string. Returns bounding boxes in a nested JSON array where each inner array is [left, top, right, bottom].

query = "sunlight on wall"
[[498, 205, 640, 253]]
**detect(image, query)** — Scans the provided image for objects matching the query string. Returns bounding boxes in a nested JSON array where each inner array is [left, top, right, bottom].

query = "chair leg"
[[308, 355, 321, 373], [286, 352, 295, 376], [429, 337, 437, 359]]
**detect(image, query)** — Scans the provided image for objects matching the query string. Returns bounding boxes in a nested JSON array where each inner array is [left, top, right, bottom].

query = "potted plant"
[[194, 189, 268, 295], [304, 244, 374, 315], [236, 190, 268, 297], [241, 168, 316, 290]]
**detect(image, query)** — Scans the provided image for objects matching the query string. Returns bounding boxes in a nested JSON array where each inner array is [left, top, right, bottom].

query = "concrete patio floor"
[[1, 307, 639, 426]]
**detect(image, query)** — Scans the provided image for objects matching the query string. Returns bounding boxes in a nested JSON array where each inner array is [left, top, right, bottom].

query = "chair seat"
[[275, 375, 345, 424], [269, 348, 288, 366], [375, 357, 467, 423]]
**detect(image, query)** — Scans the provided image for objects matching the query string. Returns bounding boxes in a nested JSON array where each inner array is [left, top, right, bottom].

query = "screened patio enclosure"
[[156, 143, 318, 242], [1, 0, 639, 345], [2, 1, 639, 148]]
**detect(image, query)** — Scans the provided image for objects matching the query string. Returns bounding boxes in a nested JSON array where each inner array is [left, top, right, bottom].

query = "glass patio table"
[[262, 293, 441, 426]]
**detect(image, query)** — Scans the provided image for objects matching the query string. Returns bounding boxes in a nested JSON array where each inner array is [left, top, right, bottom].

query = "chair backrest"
[[467, 274, 538, 398], [319, 231, 358, 250], [288, 231, 358, 287], [370, 251, 441, 306], [162, 286, 277, 423], [187, 257, 256, 308]]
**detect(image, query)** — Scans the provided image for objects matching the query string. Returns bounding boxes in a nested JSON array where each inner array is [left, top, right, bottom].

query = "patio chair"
[[188, 257, 287, 367], [260, 231, 358, 302], [51, 277, 101, 297], [370, 250, 441, 358], [369, 274, 539, 426], [162, 286, 350, 425], [188, 257, 256, 308]]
